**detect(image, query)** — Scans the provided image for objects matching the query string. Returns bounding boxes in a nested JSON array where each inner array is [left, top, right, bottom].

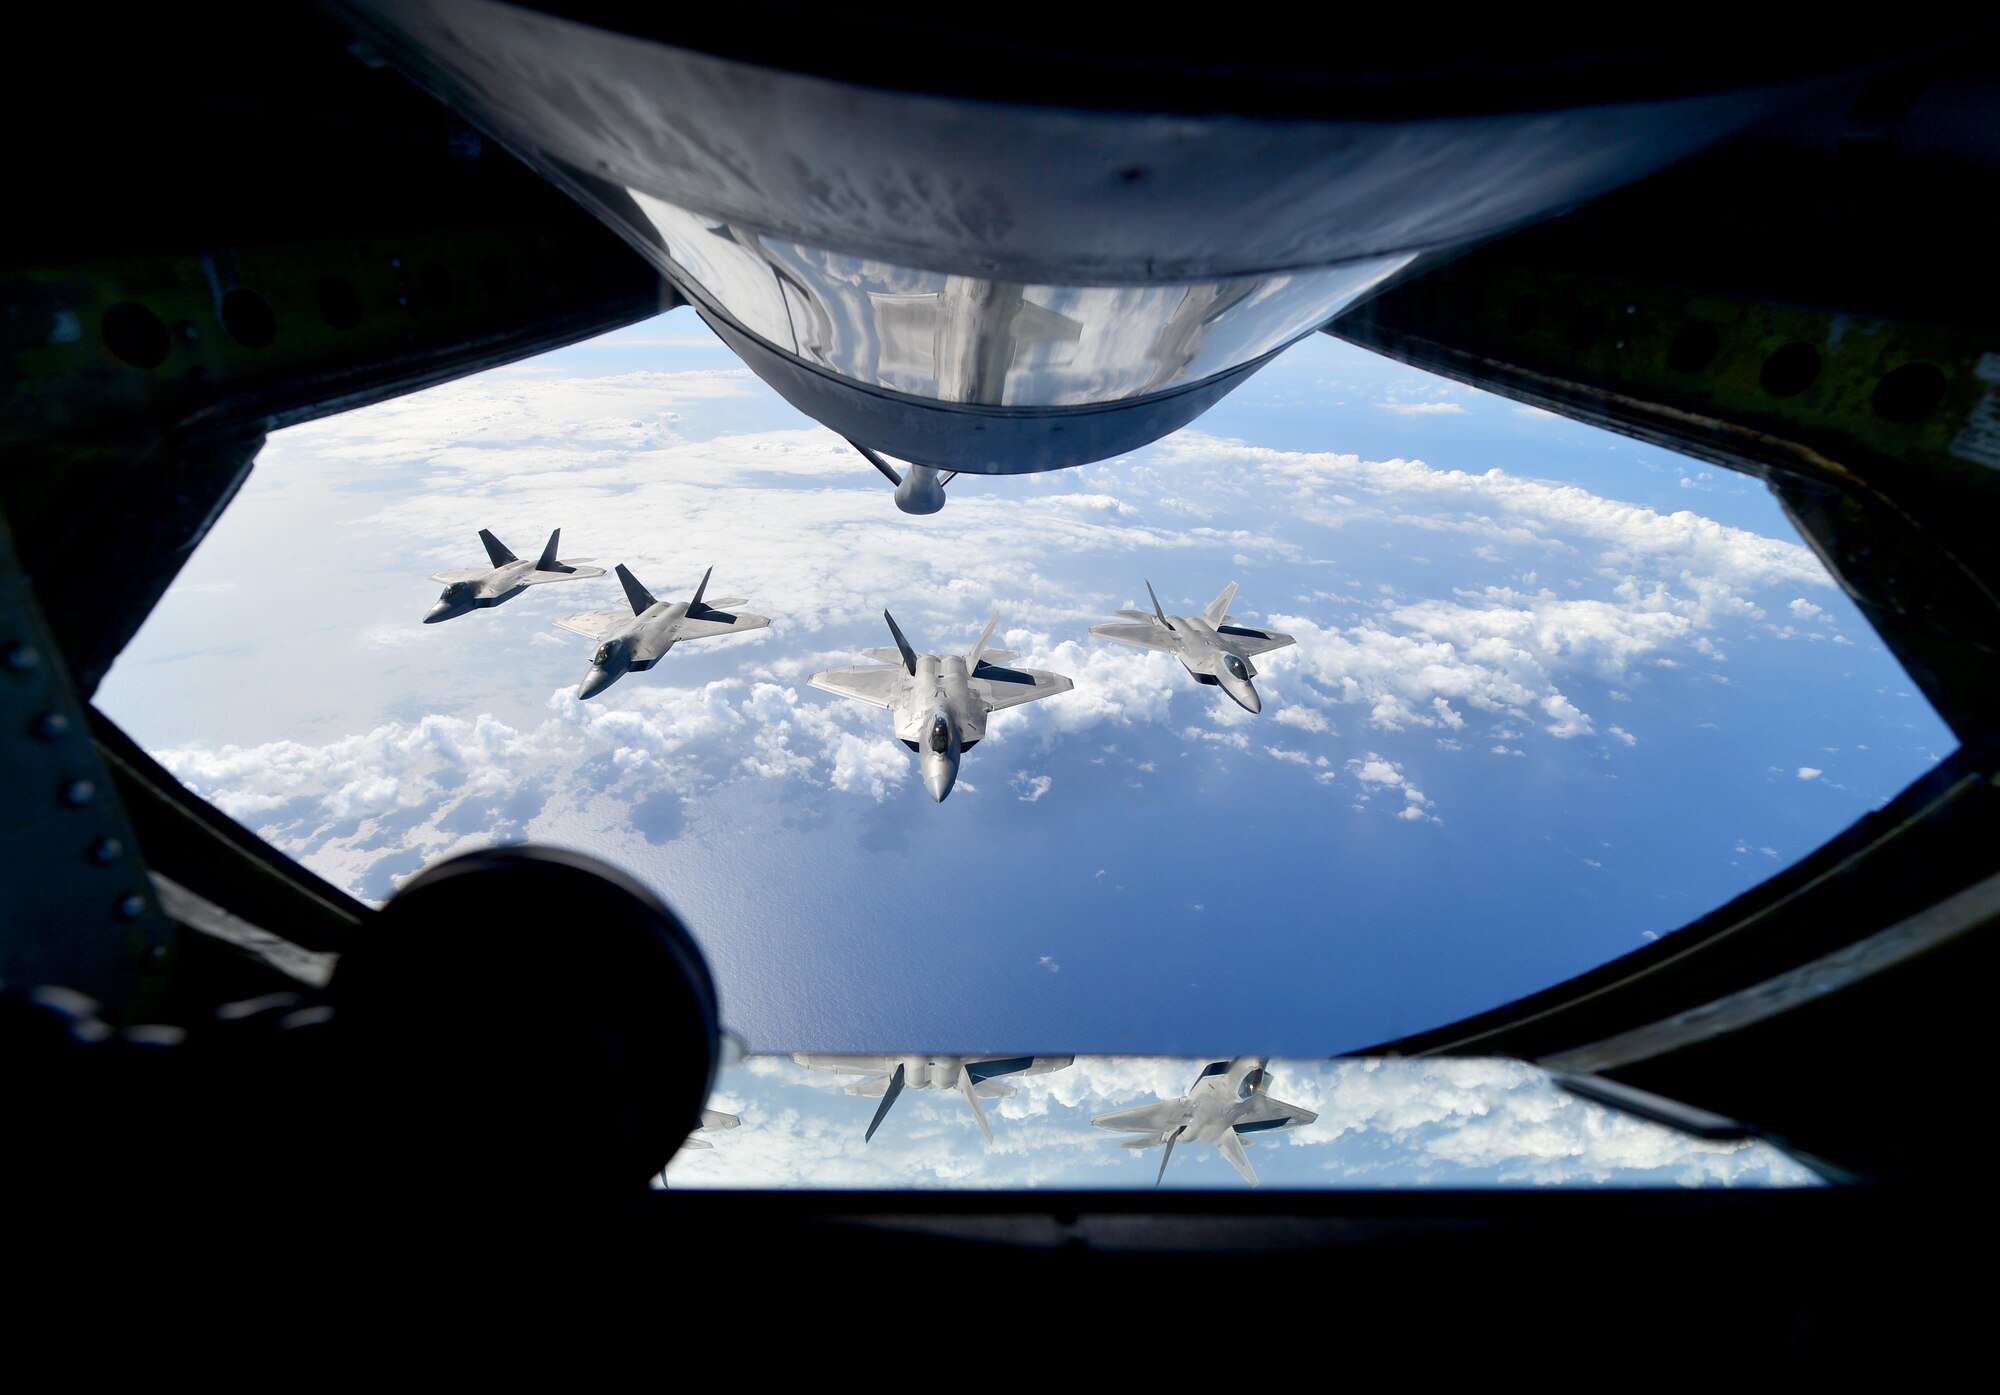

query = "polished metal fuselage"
[[893, 653, 986, 801]]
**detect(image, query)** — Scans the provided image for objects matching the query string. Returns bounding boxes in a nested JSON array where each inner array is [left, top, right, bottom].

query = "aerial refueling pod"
[[335, 1, 1830, 481]]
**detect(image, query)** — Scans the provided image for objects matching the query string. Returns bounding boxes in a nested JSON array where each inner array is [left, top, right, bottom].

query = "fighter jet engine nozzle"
[[1233, 1059, 1272, 1100], [921, 712, 961, 802], [579, 639, 631, 700], [893, 464, 948, 515]]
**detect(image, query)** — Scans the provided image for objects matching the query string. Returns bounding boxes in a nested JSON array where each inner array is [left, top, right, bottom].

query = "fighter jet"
[[423, 528, 605, 623], [555, 564, 770, 699], [792, 1055, 1074, 1145], [809, 612, 1073, 801], [681, 1108, 740, 1151], [1092, 1058, 1318, 1187], [1090, 581, 1295, 713]]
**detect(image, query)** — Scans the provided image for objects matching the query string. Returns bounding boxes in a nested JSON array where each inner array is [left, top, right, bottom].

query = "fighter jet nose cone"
[[423, 602, 455, 623], [578, 669, 614, 700], [923, 759, 957, 802], [1242, 687, 1262, 714]]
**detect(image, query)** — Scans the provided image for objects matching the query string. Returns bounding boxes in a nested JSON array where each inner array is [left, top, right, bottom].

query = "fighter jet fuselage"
[[1165, 614, 1266, 713], [897, 653, 989, 802], [584, 597, 692, 697], [432, 557, 537, 616]]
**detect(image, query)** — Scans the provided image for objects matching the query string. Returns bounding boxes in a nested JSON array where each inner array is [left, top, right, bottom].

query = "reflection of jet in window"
[[1091, 580, 1295, 713], [423, 528, 604, 623], [809, 610, 1073, 801], [792, 1055, 1074, 1145], [556, 563, 770, 699], [1092, 1057, 1318, 1187]]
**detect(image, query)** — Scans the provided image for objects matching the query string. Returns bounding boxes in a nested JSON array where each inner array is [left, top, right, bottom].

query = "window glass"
[[660, 1055, 1823, 1189], [98, 315, 1954, 1057]]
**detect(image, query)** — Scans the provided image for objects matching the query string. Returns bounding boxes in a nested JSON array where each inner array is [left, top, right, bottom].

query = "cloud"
[[1378, 400, 1466, 416], [1797, 767, 1823, 781], [1345, 753, 1437, 822], [1273, 706, 1331, 734], [828, 732, 911, 800], [1012, 771, 1054, 802], [157, 672, 1054, 898]]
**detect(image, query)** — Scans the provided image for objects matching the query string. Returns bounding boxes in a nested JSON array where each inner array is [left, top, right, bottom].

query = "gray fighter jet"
[[792, 1054, 1075, 1145], [424, 528, 605, 623], [809, 612, 1073, 801], [1092, 1058, 1318, 1187], [556, 564, 770, 699], [1090, 581, 1295, 713], [681, 1108, 741, 1151]]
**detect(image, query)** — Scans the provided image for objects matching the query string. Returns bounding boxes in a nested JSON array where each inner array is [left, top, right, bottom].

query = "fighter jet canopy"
[[333, 2, 1860, 475]]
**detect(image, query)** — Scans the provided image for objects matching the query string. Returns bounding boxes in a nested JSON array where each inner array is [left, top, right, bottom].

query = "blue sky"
[[99, 313, 1952, 1071]]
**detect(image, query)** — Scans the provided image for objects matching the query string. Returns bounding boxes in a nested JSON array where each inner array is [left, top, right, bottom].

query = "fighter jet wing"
[[791, 1054, 901, 1076], [809, 665, 909, 709], [1090, 621, 1178, 653], [520, 563, 606, 584], [1214, 624, 1295, 658], [1231, 1094, 1318, 1133], [1092, 1099, 1189, 1134], [970, 665, 1074, 712], [554, 608, 629, 639], [429, 567, 494, 583], [674, 610, 771, 641]]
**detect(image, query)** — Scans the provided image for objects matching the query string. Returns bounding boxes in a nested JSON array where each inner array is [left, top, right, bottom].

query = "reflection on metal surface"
[[630, 191, 1412, 408], [665, 1055, 1825, 1190]]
